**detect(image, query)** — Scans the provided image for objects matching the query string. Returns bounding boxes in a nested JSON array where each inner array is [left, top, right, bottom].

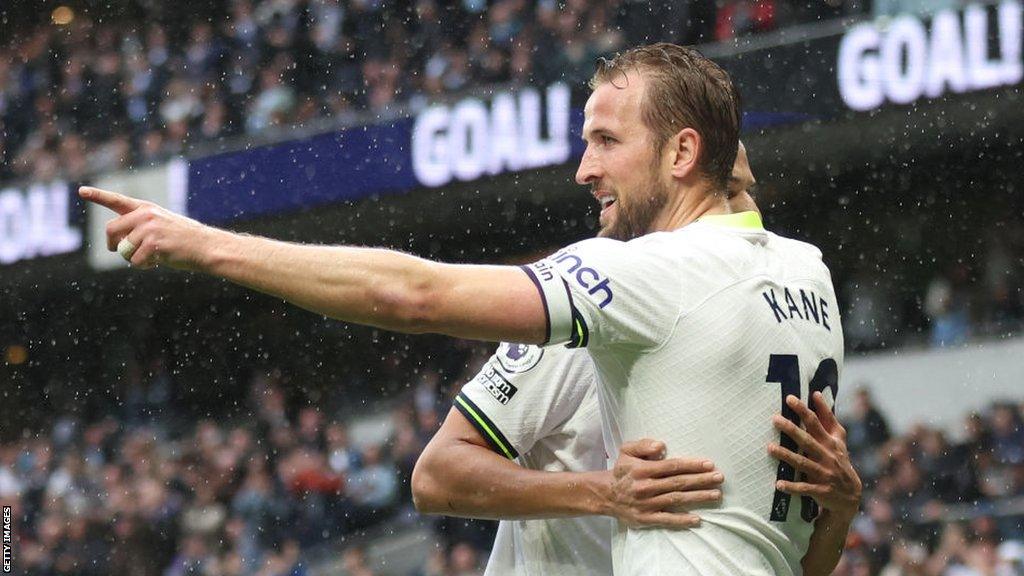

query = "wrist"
[[581, 470, 615, 517], [196, 226, 239, 274], [820, 506, 858, 525]]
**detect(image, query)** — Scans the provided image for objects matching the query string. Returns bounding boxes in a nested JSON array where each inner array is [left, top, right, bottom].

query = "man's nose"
[[575, 148, 600, 185]]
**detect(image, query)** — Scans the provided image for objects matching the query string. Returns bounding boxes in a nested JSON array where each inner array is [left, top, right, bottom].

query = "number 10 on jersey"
[[765, 354, 839, 523]]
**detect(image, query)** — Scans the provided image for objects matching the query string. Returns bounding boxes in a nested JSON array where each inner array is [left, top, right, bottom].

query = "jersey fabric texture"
[[456, 342, 612, 576], [522, 212, 845, 576]]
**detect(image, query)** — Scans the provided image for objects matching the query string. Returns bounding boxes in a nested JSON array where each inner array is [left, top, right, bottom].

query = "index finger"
[[636, 457, 716, 479], [633, 510, 702, 530], [620, 439, 667, 460], [812, 391, 841, 433], [786, 395, 830, 443], [79, 186, 144, 215]]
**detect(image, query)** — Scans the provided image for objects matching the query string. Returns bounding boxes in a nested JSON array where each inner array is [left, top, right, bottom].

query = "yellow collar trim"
[[697, 211, 763, 230]]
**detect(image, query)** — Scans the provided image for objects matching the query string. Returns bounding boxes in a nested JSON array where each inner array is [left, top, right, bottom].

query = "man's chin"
[[597, 223, 627, 241]]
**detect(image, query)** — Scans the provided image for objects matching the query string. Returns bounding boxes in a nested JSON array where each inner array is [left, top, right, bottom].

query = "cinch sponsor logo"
[[549, 248, 613, 308], [838, 1, 1023, 111], [475, 366, 518, 405], [532, 259, 555, 282], [411, 83, 571, 187]]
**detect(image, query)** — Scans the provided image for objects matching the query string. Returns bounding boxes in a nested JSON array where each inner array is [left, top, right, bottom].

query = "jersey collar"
[[696, 211, 764, 230]]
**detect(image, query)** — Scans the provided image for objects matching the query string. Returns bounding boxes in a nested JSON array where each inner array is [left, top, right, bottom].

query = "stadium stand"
[[0, 0, 871, 185], [2, 0, 1022, 575], [3, 346, 1024, 575]]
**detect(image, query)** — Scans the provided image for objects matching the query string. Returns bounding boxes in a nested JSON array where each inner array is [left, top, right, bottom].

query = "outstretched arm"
[[412, 408, 723, 526], [81, 187, 547, 344], [769, 392, 862, 576]]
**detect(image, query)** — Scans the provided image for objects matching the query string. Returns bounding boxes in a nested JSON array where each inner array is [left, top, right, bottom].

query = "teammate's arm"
[[769, 392, 862, 576], [81, 187, 546, 344], [412, 408, 723, 526]]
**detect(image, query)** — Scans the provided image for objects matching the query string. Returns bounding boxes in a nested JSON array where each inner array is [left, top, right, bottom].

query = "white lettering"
[[0, 182, 82, 265], [926, 10, 968, 98], [0, 192, 25, 264], [411, 106, 451, 188], [837, 1, 1024, 111], [1000, 0, 1023, 84], [488, 92, 521, 175], [449, 98, 490, 182], [966, 4, 1004, 89], [882, 16, 929, 104], [411, 83, 572, 187], [838, 24, 884, 111], [545, 83, 572, 166]]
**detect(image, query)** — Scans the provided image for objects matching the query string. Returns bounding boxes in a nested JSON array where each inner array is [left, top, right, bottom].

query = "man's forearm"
[[413, 439, 611, 520], [200, 229, 437, 331], [198, 229, 545, 343], [801, 509, 856, 576]]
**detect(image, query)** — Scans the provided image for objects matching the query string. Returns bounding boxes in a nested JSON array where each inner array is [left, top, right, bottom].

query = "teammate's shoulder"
[[766, 231, 835, 281], [767, 231, 825, 261], [491, 341, 590, 376]]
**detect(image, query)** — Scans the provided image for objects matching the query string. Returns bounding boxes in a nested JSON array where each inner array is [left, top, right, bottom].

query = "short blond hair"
[[590, 43, 742, 190]]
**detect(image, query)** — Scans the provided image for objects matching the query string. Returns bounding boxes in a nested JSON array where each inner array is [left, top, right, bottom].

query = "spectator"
[[256, 539, 307, 576], [847, 387, 892, 481], [326, 422, 360, 475], [449, 541, 485, 576], [347, 444, 398, 510], [990, 403, 1024, 466], [342, 544, 376, 576], [716, 0, 777, 41], [873, 0, 965, 18], [925, 264, 972, 347]]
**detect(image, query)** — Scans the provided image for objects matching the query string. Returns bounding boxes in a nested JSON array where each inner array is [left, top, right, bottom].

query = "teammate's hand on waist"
[[768, 392, 863, 519], [605, 438, 723, 529]]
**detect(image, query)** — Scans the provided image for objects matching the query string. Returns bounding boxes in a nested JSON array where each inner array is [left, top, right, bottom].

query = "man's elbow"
[[411, 456, 447, 515], [372, 266, 443, 334]]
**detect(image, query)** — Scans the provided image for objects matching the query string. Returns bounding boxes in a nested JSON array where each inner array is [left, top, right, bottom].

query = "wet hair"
[[590, 43, 742, 190]]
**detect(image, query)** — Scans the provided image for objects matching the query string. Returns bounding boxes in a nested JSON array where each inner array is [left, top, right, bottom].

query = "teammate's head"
[[576, 43, 742, 241], [729, 142, 755, 197], [727, 142, 759, 215]]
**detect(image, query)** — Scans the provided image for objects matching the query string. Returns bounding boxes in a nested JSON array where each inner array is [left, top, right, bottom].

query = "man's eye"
[[601, 135, 615, 145]]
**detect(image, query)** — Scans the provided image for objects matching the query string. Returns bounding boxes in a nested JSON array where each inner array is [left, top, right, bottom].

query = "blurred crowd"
[[1, 343, 500, 576], [837, 388, 1024, 575], [0, 0, 875, 186], [3, 342, 1023, 575], [922, 230, 1024, 348], [843, 229, 1024, 351]]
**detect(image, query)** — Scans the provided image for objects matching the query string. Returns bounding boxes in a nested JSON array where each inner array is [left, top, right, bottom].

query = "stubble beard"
[[597, 175, 670, 241]]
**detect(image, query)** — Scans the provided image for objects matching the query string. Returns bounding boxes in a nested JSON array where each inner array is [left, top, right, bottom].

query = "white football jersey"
[[456, 342, 612, 576], [522, 212, 845, 576]]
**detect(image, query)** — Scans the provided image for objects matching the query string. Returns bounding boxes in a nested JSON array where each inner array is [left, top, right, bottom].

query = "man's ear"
[[669, 128, 702, 180]]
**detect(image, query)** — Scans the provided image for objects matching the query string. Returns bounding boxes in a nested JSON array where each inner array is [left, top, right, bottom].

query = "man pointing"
[[84, 43, 858, 575]]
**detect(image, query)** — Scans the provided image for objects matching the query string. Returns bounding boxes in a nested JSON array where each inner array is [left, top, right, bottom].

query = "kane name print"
[[472, 365, 519, 405], [762, 286, 832, 331]]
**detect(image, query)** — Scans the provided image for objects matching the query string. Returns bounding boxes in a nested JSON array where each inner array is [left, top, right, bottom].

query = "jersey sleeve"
[[520, 237, 683, 349], [455, 343, 594, 459]]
